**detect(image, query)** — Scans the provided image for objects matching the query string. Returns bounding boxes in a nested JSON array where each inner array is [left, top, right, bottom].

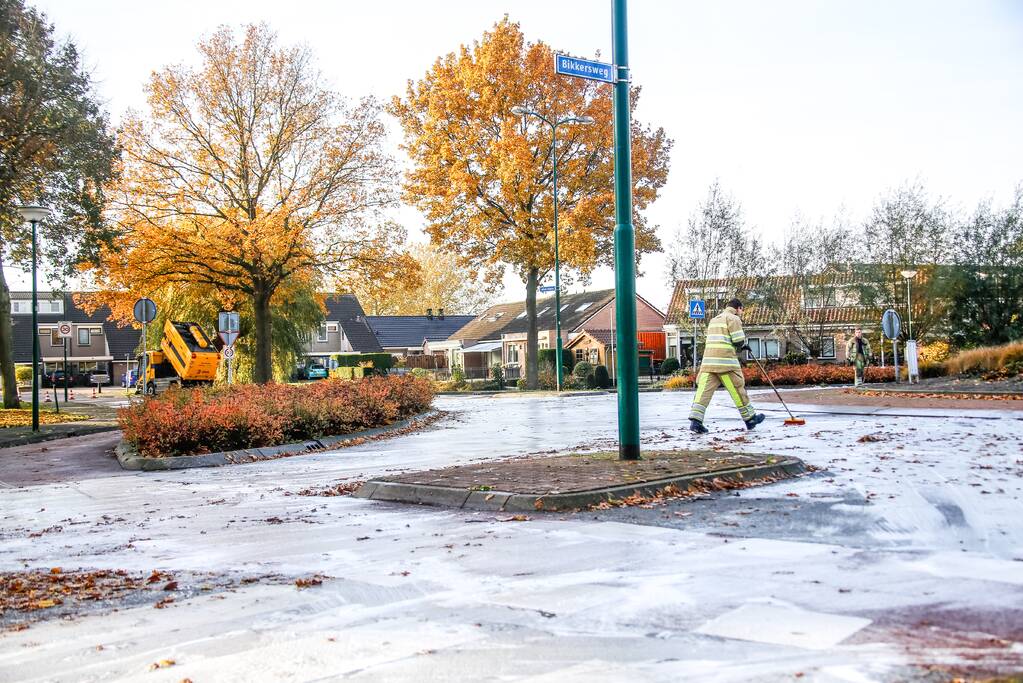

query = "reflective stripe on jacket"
[[844, 336, 872, 360], [699, 306, 745, 372]]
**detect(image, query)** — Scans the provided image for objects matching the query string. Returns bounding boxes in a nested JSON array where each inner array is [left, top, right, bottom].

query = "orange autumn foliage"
[[81, 25, 416, 381]]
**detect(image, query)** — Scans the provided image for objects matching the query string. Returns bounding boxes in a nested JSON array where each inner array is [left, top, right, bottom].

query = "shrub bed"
[[119, 376, 434, 458], [661, 364, 897, 391]]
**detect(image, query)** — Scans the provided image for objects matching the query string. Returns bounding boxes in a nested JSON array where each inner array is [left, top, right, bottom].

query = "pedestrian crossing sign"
[[689, 300, 705, 319]]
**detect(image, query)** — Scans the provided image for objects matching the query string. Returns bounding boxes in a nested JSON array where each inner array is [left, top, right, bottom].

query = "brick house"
[[663, 274, 882, 367], [436, 289, 665, 379], [299, 295, 383, 368]]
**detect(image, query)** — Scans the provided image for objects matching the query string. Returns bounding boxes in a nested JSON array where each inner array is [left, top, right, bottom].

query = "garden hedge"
[[332, 353, 394, 371], [119, 375, 434, 458]]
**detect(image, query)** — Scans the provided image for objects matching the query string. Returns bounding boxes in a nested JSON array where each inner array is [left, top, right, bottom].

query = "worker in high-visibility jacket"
[[689, 298, 765, 433]]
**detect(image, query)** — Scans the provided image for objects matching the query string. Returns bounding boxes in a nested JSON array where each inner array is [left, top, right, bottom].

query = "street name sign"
[[133, 298, 157, 324], [689, 300, 706, 319], [539, 285, 557, 293], [881, 309, 901, 340], [57, 321, 73, 338], [554, 54, 614, 84], [218, 311, 241, 347]]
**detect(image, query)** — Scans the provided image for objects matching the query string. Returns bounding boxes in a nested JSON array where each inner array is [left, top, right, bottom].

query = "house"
[[300, 295, 383, 368], [663, 273, 880, 366], [9, 291, 141, 385], [565, 329, 666, 375], [435, 289, 666, 379], [367, 309, 475, 358]]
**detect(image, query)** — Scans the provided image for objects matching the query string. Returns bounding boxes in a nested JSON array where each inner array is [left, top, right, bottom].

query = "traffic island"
[[355, 450, 807, 512]]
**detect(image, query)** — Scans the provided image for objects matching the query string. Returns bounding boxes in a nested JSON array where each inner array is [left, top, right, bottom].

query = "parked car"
[[305, 363, 329, 380], [44, 370, 69, 388]]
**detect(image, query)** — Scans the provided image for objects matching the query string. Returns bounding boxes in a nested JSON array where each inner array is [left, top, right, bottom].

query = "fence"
[[403, 354, 449, 370]]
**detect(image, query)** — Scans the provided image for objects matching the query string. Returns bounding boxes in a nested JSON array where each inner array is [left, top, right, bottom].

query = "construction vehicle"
[[138, 320, 222, 395]]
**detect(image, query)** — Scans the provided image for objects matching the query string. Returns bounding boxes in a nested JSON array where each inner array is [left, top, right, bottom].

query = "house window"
[[507, 344, 519, 364], [764, 339, 780, 359], [575, 302, 592, 312], [589, 349, 599, 364], [78, 327, 92, 346], [575, 348, 585, 363], [516, 310, 527, 319], [49, 329, 64, 346], [11, 300, 31, 314], [537, 307, 550, 316], [317, 323, 328, 342], [746, 338, 762, 360], [820, 336, 836, 359]]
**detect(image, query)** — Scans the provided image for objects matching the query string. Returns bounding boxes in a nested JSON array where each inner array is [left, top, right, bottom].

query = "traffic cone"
[[44, 391, 52, 403], [91, 386, 96, 398], [69, 388, 75, 401]]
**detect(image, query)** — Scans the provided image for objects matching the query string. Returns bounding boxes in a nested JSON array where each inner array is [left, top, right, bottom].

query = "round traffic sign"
[[223, 346, 235, 360], [57, 321, 72, 337], [133, 298, 157, 324], [881, 309, 902, 340]]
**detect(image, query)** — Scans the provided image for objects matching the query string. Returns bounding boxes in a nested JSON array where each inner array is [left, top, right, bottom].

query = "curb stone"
[[355, 456, 807, 512], [115, 410, 438, 471]]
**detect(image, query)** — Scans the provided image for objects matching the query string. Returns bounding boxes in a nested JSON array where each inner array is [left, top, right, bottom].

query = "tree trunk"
[[524, 267, 539, 390], [0, 263, 20, 408], [252, 287, 274, 383]]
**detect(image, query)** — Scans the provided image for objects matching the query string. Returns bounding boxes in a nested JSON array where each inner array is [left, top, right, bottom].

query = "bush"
[[594, 365, 611, 389], [119, 375, 435, 458], [945, 340, 1023, 378], [918, 361, 948, 379], [15, 366, 33, 383], [332, 353, 393, 374], [538, 348, 574, 374], [451, 364, 466, 384], [571, 361, 596, 389], [490, 363, 504, 388], [659, 357, 680, 375], [783, 352, 808, 365], [663, 373, 695, 390], [329, 366, 365, 380]]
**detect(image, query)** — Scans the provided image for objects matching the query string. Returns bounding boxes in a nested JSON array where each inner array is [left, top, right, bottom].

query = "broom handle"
[[750, 354, 797, 421]]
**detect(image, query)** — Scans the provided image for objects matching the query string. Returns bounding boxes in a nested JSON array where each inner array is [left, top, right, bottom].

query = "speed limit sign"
[[57, 321, 73, 338], [223, 346, 235, 360]]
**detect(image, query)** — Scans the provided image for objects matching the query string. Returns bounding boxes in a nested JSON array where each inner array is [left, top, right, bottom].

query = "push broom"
[[749, 355, 806, 426]]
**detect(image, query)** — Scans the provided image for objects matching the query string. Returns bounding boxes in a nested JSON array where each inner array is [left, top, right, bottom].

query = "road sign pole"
[[141, 321, 147, 394], [553, 123, 563, 392], [612, 0, 639, 461], [63, 338, 68, 402], [893, 339, 900, 384]]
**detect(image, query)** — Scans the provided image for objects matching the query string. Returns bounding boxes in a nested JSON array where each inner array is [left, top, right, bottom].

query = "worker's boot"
[[744, 413, 766, 430], [690, 419, 709, 434]]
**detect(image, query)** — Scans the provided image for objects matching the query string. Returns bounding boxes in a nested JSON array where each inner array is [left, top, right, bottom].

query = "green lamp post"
[[16, 204, 52, 432]]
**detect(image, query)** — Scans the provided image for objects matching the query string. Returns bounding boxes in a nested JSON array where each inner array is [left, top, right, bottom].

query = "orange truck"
[[138, 320, 222, 394]]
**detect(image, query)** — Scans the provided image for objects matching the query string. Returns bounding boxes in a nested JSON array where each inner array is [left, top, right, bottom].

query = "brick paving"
[[382, 450, 779, 495]]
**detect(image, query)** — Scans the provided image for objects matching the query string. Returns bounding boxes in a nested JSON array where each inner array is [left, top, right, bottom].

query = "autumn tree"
[[83, 24, 413, 382], [392, 18, 671, 389], [0, 0, 117, 407], [342, 242, 498, 315]]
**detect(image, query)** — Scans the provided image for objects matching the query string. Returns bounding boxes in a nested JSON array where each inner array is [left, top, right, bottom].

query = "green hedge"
[[332, 353, 393, 371], [330, 366, 365, 380], [538, 348, 574, 373]]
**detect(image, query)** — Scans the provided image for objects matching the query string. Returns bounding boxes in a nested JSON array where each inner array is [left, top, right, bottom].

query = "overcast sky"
[[13, 0, 1023, 311]]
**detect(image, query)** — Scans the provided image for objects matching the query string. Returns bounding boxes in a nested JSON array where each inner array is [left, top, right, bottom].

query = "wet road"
[[1, 391, 1021, 682]]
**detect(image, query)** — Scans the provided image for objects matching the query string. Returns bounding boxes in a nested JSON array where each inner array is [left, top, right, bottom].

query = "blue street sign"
[[539, 285, 557, 294], [554, 53, 615, 84], [689, 300, 706, 319]]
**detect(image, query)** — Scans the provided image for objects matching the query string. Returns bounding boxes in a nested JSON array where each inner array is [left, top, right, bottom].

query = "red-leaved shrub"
[[119, 376, 435, 458], [663, 364, 896, 390]]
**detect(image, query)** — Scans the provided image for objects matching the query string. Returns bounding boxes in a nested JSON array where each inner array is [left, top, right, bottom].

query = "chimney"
[[426, 308, 433, 320], [438, 307, 444, 320]]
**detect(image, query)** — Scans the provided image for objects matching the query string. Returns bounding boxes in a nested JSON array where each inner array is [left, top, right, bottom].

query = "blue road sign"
[[689, 300, 706, 319], [554, 53, 614, 84], [539, 285, 557, 294]]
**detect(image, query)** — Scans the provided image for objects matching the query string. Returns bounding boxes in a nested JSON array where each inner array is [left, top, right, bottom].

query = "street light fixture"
[[15, 204, 52, 432], [900, 269, 917, 340], [511, 106, 594, 391]]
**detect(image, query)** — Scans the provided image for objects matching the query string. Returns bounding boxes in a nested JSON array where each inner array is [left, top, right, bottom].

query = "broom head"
[[784, 417, 806, 426]]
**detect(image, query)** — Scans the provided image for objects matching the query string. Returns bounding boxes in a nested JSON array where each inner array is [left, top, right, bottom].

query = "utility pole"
[[612, 0, 640, 460]]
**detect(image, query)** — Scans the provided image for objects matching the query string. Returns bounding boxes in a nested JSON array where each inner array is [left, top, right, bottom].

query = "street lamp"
[[15, 204, 51, 432], [510, 106, 594, 392], [900, 269, 918, 339]]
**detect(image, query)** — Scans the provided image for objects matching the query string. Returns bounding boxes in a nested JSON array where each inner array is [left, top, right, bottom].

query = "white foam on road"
[[696, 602, 872, 650]]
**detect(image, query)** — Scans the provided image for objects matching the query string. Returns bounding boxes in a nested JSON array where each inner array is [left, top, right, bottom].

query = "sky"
[[11, 0, 1023, 311]]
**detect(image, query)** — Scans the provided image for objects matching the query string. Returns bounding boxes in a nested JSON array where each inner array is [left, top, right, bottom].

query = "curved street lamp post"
[[510, 106, 593, 391], [16, 204, 52, 432]]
